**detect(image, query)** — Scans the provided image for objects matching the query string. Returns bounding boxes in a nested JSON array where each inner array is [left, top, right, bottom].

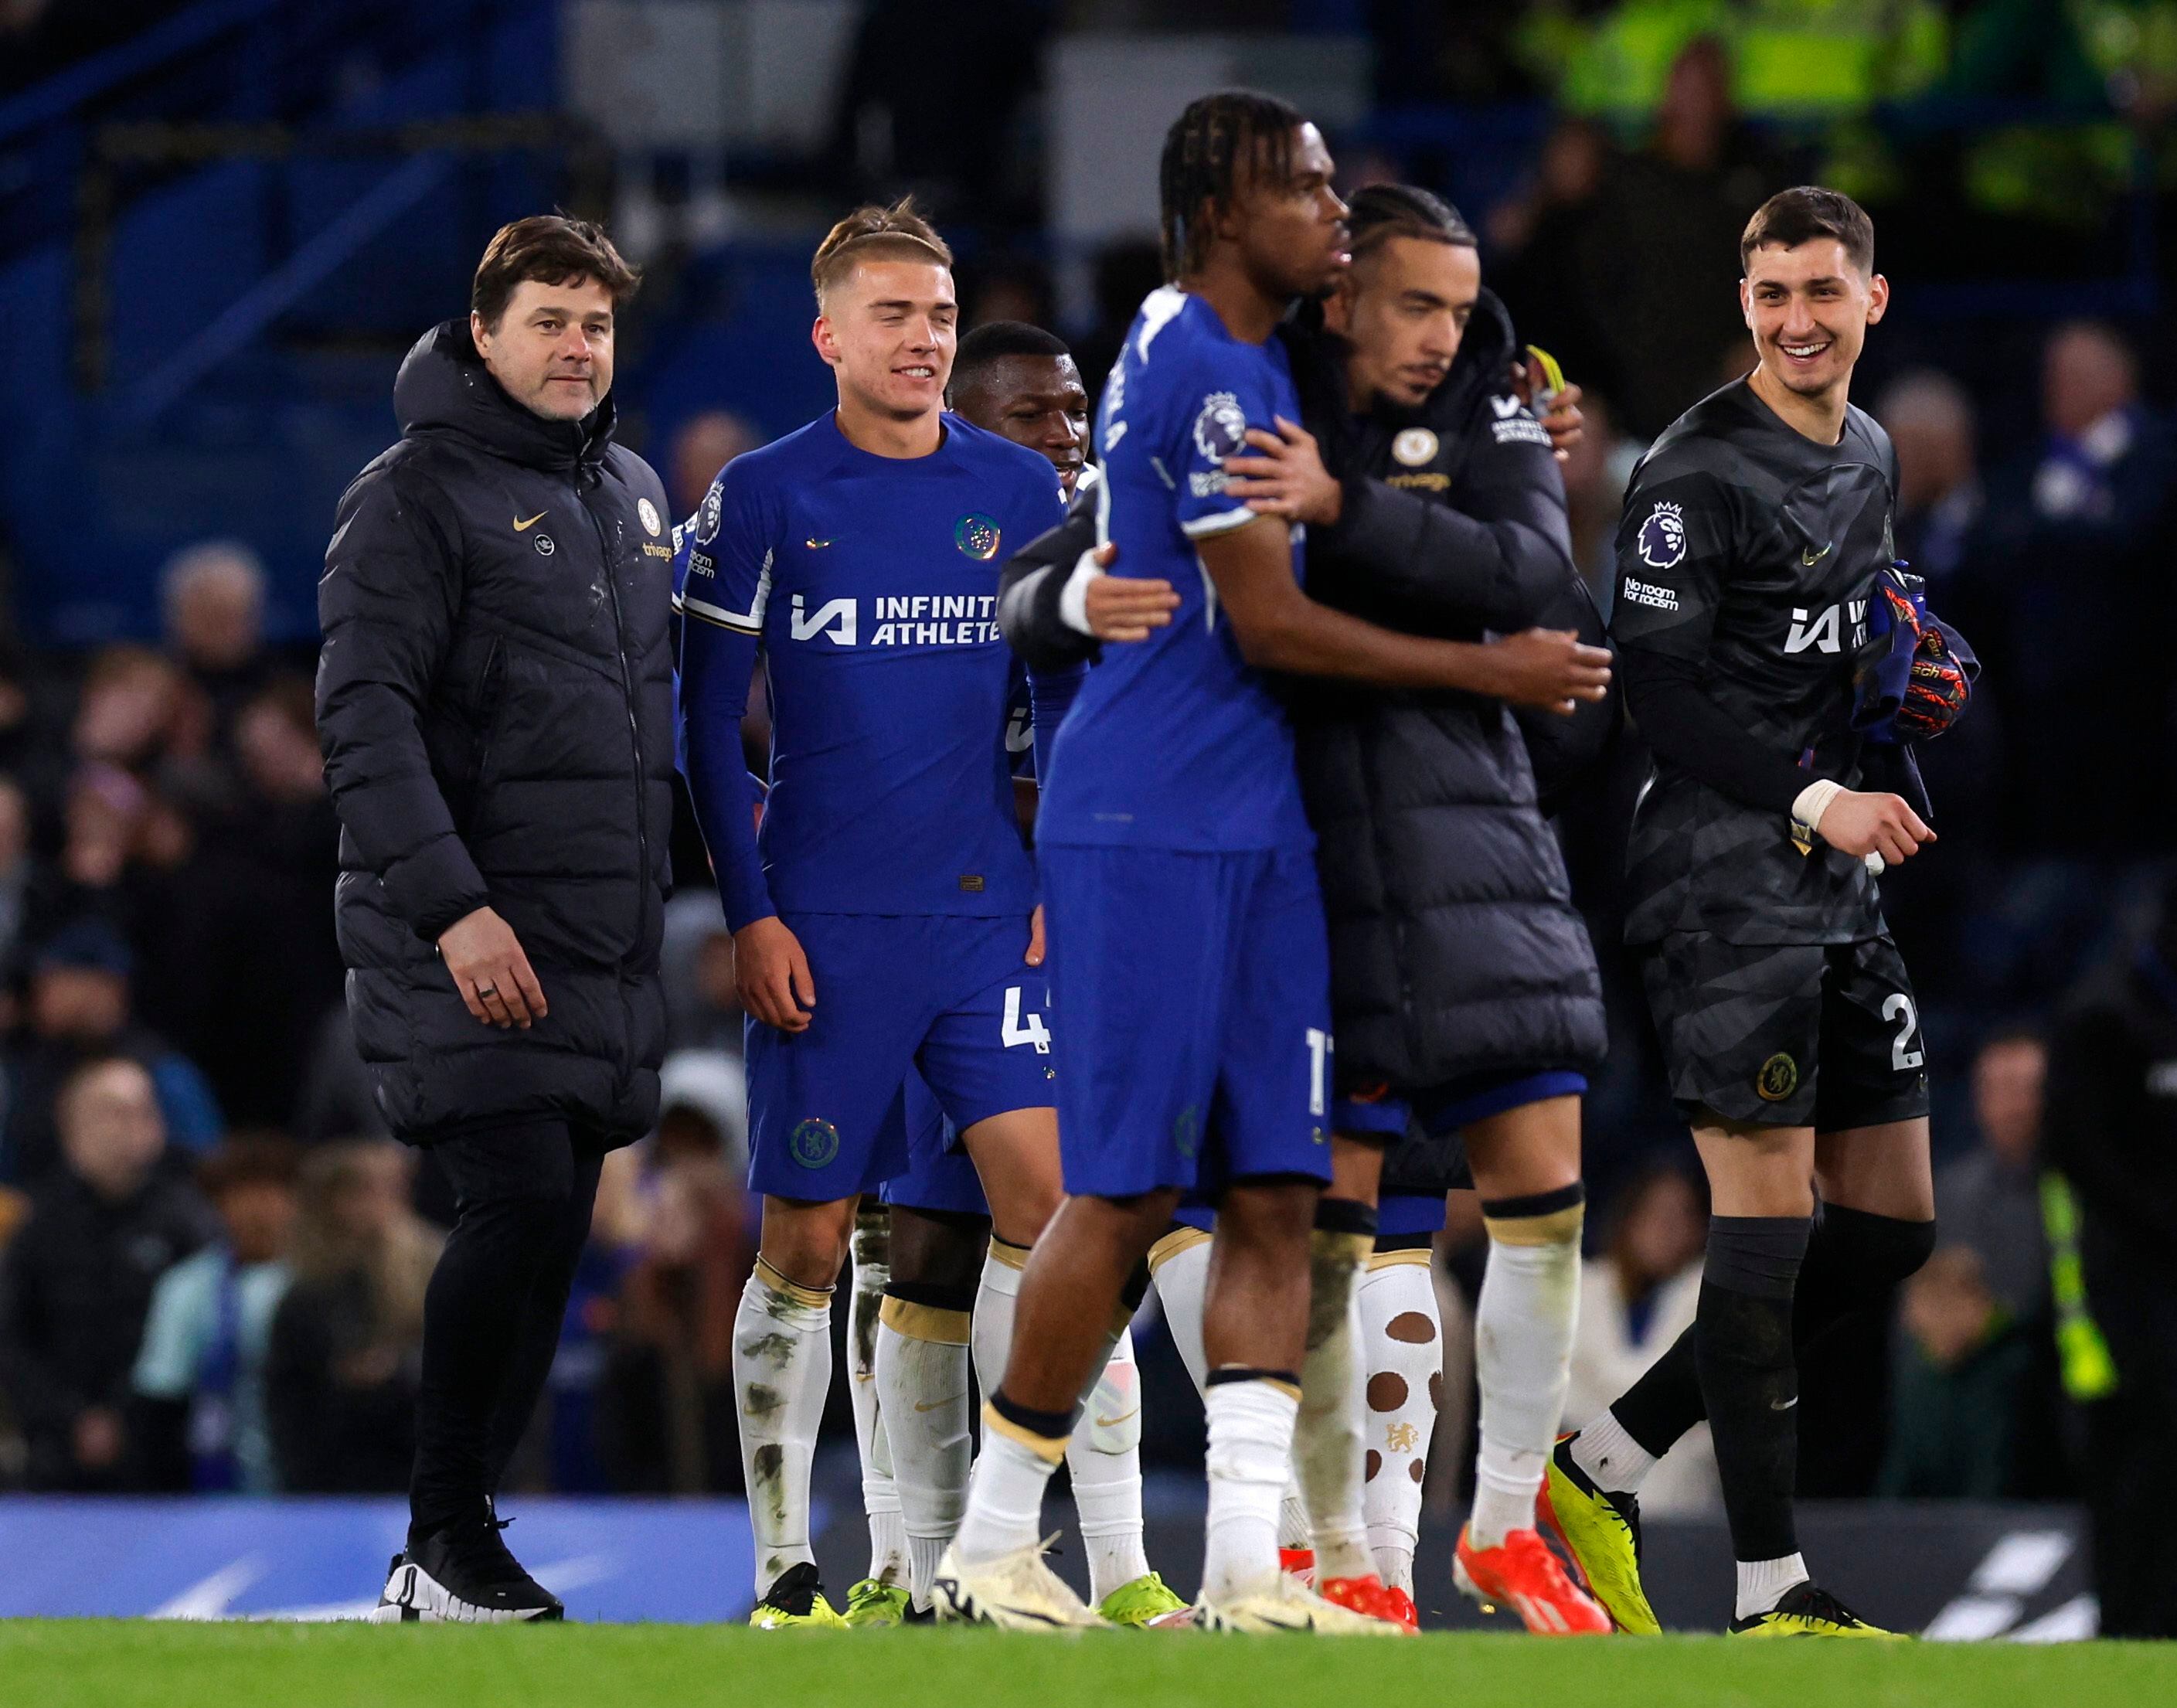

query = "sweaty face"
[[1740, 240, 1886, 402], [952, 355, 1089, 492], [1227, 123, 1350, 301], [1327, 235, 1480, 409], [473, 277, 617, 422], [815, 259, 958, 423]]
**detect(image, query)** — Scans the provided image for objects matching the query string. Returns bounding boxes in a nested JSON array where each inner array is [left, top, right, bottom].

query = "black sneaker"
[[748, 1561, 849, 1629], [1729, 1581, 1903, 1639], [371, 1506, 564, 1624]]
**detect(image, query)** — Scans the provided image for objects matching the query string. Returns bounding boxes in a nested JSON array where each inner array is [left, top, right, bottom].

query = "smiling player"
[[675, 200, 1073, 1629], [1544, 187, 1967, 1638]]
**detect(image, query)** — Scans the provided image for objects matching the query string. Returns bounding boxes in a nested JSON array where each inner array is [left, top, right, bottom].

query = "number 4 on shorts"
[[1003, 986, 1052, 1053]]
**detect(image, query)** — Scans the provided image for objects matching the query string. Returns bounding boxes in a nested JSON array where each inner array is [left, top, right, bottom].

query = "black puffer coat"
[[1285, 292, 1607, 1090], [315, 322, 675, 1142]]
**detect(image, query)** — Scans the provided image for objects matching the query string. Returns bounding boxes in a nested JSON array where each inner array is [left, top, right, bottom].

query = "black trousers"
[[410, 1117, 607, 1540]]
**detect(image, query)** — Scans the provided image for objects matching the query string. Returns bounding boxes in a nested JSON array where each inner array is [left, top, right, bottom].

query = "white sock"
[[733, 1259, 833, 1593], [874, 1299, 972, 1608], [1736, 1553, 1810, 1619], [1278, 1485, 1313, 1555], [1202, 1377, 1300, 1604], [1070, 1327, 1152, 1603], [979, 1237, 1148, 1603], [847, 1214, 907, 1585], [1148, 1233, 1210, 1394], [970, 1238, 1027, 1407], [955, 1414, 1064, 1565], [1469, 1216, 1583, 1546], [1570, 1407, 1658, 1495], [1294, 1234, 1372, 1582], [1358, 1254, 1440, 1592]]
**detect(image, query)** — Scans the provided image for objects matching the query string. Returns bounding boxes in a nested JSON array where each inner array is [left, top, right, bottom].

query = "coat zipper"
[[583, 468, 651, 974]]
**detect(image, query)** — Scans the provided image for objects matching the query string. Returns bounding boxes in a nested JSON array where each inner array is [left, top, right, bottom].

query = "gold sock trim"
[[981, 1400, 1070, 1463], [878, 1295, 971, 1346], [986, 1236, 1031, 1271], [754, 1256, 833, 1309], [1366, 1247, 1434, 1271], [1147, 1225, 1213, 1275], [1481, 1203, 1587, 1248], [1109, 1301, 1138, 1339]]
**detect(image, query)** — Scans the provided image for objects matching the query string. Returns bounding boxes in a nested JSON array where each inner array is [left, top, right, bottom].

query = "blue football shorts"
[[744, 911, 1055, 1201], [1040, 844, 1334, 1200]]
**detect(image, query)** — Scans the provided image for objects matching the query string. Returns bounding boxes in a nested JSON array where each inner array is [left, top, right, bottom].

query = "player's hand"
[[1481, 628, 1612, 715], [438, 906, 547, 1029], [1812, 790, 1934, 866], [1026, 904, 1046, 968], [1510, 357, 1585, 463], [1223, 417, 1343, 525], [735, 914, 815, 1033], [1079, 545, 1179, 641]]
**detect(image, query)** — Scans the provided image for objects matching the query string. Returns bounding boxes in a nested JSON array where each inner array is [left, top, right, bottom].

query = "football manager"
[[315, 215, 675, 1622]]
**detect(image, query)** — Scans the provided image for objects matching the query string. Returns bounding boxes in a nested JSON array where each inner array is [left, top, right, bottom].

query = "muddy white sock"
[[733, 1259, 833, 1594], [847, 1212, 906, 1585], [874, 1292, 973, 1608], [1294, 1218, 1374, 1582], [1070, 1326, 1151, 1603]]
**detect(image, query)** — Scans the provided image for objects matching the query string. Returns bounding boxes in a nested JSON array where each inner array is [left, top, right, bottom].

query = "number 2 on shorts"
[[1883, 993, 1924, 1071]]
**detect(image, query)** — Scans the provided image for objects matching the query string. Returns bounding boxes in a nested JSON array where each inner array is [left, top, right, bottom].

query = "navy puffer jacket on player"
[[1282, 292, 1607, 1092], [315, 322, 675, 1142]]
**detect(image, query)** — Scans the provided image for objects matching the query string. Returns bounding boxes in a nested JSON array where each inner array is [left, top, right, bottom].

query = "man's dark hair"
[[1740, 186, 1874, 276], [198, 1131, 299, 1199], [951, 321, 1073, 400], [1159, 89, 1307, 281], [471, 215, 641, 332], [1345, 183, 1475, 264]]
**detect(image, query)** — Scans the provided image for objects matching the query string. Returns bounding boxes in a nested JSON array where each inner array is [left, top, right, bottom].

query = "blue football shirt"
[[1035, 288, 1313, 853], [675, 412, 1067, 929]]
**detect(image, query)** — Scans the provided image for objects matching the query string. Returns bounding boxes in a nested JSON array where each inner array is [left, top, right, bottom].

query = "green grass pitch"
[[2, 1621, 2172, 1708]]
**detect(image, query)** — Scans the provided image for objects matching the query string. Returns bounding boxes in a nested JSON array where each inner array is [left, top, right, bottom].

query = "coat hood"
[[393, 319, 617, 474]]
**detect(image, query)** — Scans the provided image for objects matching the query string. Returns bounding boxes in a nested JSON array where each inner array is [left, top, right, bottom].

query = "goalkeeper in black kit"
[[1539, 188, 1977, 1638]]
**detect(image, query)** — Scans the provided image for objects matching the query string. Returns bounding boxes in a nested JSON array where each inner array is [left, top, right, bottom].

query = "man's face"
[[814, 260, 958, 424], [32, 965, 128, 1041], [60, 1060, 165, 1200], [2043, 326, 2136, 438], [1972, 1037, 2046, 1167], [472, 276, 617, 422], [219, 1180, 297, 1266], [1740, 240, 1886, 401], [1223, 123, 1349, 301], [172, 560, 263, 671], [1323, 235, 1480, 410], [951, 355, 1090, 493]]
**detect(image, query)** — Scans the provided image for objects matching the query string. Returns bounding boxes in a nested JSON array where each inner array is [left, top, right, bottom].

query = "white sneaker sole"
[[930, 1573, 1098, 1632], [369, 1558, 560, 1624]]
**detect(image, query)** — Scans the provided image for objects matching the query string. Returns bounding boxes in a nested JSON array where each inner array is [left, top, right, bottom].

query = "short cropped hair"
[[951, 321, 1072, 397], [1345, 183, 1475, 264], [471, 215, 640, 332], [1740, 186, 1874, 276], [811, 198, 954, 307]]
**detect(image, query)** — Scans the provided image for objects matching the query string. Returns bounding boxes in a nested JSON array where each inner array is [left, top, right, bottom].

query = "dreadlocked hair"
[[1158, 89, 1306, 281], [1345, 182, 1475, 264]]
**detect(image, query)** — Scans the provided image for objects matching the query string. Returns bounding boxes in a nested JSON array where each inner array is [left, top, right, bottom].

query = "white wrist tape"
[[1059, 552, 1104, 637], [1791, 778, 1845, 842]]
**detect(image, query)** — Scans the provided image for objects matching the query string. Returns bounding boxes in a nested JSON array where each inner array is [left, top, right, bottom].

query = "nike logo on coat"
[[514, 512, 548, 531], [1801, 541, 1833, 566]]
